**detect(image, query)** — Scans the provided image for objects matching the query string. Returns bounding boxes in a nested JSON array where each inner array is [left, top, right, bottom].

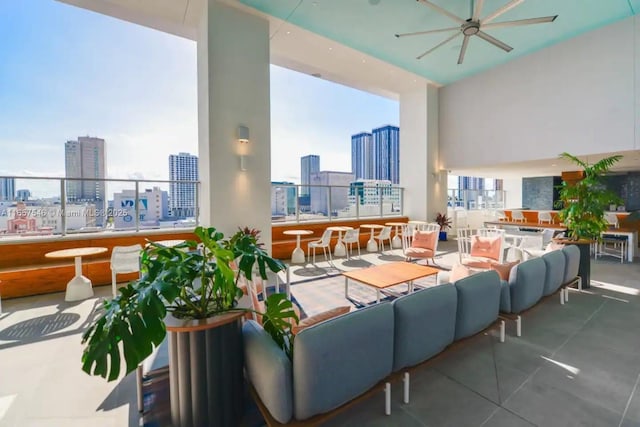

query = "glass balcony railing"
[[0, 176, 200, 238], [270, 183, 404, 223], [447, 188, 506, 210], [0, 176, 405, 238]]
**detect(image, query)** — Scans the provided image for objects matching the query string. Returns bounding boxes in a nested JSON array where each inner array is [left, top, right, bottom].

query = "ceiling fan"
[[395, 0, 558, 64]]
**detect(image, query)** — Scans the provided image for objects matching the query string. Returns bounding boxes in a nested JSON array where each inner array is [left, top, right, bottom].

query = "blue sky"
[[0, 0, 399, 197]]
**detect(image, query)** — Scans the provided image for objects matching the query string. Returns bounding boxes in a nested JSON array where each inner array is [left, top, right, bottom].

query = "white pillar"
[[197, 0, 272, 248], [400, 83, 447, 222]]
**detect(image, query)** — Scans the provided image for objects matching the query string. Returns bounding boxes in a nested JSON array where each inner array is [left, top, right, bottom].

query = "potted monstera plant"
[[81, 226, 297, 427]]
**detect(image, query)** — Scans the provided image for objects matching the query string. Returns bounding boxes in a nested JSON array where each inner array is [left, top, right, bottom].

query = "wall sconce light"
[[236, 125, 250, 171]]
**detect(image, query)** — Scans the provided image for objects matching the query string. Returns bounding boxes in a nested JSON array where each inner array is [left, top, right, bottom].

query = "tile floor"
[[0, 240, 639, 426]]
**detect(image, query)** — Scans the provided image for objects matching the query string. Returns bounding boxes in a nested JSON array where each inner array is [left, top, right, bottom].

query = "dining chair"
[[375, 226, 393, 252], [538, 211, 553, 224], [511, 210, 526, 223], [110, 244, 142, 297], [456, 227, 474, 263], [604, 213, 619, 228], [308, 228, 334, 263], [341, 228, 361, 259]]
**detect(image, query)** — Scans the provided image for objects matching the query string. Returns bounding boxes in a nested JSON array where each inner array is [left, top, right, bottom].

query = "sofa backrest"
[[454, 270, 501, 340], [392, 284, 457, 371], [293, 302, 394, 421], [243, 320, 293, 424], [507, 257, 546, 313], [561, 245, 580, 284], [542, 250, 566, 296]]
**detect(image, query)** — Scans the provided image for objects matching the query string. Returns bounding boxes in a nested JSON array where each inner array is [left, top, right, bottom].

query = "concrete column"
[[400, 83, 447, 222], [502, 177, 523, 209], [197, 0, 272, 248]]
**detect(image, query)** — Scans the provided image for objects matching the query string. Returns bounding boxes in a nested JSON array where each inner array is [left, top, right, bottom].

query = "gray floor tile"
[[480, 408, 536, 427], [323, 396, 426, 427], [401, 369, 499, 427], [503, 374, 623, 427]]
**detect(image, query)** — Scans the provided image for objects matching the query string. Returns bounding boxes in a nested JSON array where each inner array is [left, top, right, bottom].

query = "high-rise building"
[[372, 125, 400, 184], [16, 189, 30, 201], [310, 171, 355, 215], [113, 186, 169, 229], [0, 177, 15, 201], [169, 152, 199, 218], [458, 176, 485, 191], [300, 155, 320, 197], [64, 136, 106, 202], [351, 132, 373, 180], [351, 125, 400, 184]]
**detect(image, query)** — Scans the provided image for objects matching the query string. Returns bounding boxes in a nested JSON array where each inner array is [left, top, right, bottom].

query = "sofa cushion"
[[293, 303, 394, 421], [450, 263, 474, 282], [454, 270, 501, 340], [490, 260, 519, 281], [507, 258, 546, 313], [405, 247, 435, 258], [411, 230, 437, 250], [542, 250, 566, 296], [392, 285, 457, 371], [561, 245, 580, 285], [470, 236, 501, 261], [291, 306, 351, 335], [242, 320, 293, 424]]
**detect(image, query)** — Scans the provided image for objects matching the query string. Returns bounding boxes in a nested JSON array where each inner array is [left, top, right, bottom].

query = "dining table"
[[385, 221, 407, 248], [283, 229, 313, 264], [45, 247, 108, 301], [360, 224, 384, 252], [326, 226, 353, 256]]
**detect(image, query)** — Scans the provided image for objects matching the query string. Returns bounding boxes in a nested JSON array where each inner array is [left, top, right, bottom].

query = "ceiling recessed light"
[[328, 47, 333, 51], [362, 59, 366, 63], [551, 163, 557, 166], [286, 31, 291, 35]]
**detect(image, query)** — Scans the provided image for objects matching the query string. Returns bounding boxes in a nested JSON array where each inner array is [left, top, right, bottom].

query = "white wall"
[[440, 16, 639, 170]]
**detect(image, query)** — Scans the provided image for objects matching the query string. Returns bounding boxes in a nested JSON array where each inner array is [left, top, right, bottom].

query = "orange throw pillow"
[[292, 306, 351, 335], [470, 236, 502, 261], [490, 260, 520, 281], [411, 230, 437, 250]]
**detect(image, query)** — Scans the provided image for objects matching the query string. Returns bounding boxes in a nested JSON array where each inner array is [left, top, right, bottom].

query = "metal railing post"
[[60, 178, 66, 236], [327, 187, 332, 222], [295, 186, 300, 223], [195, 182, 200, 227], [135, 180, 140, 232], [379, 186, 383, 217]]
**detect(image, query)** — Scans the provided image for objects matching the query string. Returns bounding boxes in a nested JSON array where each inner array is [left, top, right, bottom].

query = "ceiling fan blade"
[[395, 27, 460, 38], [482, 0, 524, 24], [472, 0, 485, 21], [417, 32, 461, 60], [458, 35, 470, 64], [482, 15, 558, 30], [417, 0, 466, 24], [476, 31, 513, 52]]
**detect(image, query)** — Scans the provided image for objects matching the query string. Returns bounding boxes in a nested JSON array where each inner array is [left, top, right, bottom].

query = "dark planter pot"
[[571, 240, 591, 289], [439, 231, 448, 241], [166, 311, 245, 427]]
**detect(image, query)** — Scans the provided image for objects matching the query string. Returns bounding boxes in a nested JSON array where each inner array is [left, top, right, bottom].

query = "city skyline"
[[0, 0, 399, 199]]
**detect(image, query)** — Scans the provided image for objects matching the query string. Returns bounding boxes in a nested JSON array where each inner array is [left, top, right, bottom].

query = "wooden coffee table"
[[342, 262, 440, 305]]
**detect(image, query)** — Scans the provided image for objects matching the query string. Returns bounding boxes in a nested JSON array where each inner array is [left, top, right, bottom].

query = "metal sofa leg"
[[516, 315, 522, 337], [385, 382, 391, 415], [136, 364, 144, 412], [403, 372, 410, 403], [500, 320, 505, 343]]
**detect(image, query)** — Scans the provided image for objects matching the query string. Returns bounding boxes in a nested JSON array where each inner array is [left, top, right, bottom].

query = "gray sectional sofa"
[[242, 244, 582, 425], [243, 270, 504, 425]]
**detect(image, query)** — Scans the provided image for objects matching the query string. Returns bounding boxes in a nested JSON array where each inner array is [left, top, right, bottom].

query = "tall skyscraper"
[[0, 177, 15, 201], [169, 152, 199, 218], [351, 125, 400, 184], [300, 155, 320, 197], [64, 136, 106, 225], [458, 176, 485, 191], [372, 125, 400, 184], [351, 132, 373, 180]]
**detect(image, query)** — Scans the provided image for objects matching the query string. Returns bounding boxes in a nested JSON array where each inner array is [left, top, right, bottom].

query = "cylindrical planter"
[[166, 311, 245, 427]]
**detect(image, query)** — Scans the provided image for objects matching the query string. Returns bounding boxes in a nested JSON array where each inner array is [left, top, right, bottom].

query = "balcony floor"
[[0, 241, 639, 426]]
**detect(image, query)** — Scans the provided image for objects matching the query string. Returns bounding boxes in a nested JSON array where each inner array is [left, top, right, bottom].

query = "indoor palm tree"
[[555, 152, 622, 240]]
